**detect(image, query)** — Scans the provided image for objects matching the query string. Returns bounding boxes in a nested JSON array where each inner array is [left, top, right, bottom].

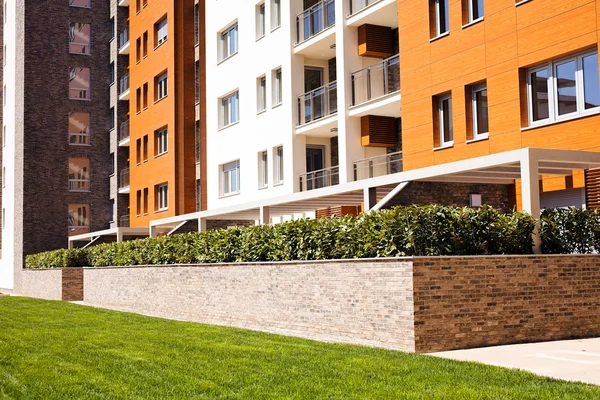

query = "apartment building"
[[0, 0, 121, 291]]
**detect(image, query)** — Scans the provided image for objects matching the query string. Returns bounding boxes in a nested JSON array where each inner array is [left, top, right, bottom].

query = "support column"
[[116, 230, 124, 243], [149, 225, 158, 237], [260, 206, 271, 225], [520, 150, 541, 253], [198, 217, 207, 232], [363, 187, 377, 211], [68, 240, 74, 250]]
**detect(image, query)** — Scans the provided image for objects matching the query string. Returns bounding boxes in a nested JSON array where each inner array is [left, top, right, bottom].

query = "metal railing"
[[348, 0, 383, 16], [68, 179, 90, 192], [299, 166, 339, 191], [119, 215, 130, 228], [119, 29, 129, 50], [119, 73, 130, 95], [119, 120, 130, 142], [69, 132, 89, 145], [353, 151, 403, 181], [69, 42, 90, 55], [119, 168, 130, 189], [69, 87, 90, 100], [351, 54, 400, 106], [296, 0, 335, 44], [297, 81, 337, 126]]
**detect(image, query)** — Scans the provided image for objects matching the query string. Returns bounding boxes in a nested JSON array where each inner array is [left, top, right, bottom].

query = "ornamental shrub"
[[540, 207, 600, 254], [25, 205, 536, 269]]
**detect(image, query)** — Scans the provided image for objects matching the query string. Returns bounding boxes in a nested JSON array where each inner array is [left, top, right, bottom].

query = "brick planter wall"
[[20, 268, 83, 301]]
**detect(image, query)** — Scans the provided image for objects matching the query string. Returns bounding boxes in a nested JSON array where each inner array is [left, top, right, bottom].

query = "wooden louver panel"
[[316, 205, 361, 219], [358, 24, 392, 58], [585, 169, 600, 209], [361, 115, 396, 147]]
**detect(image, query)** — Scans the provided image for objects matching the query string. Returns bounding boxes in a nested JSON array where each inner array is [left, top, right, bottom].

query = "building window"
[[109, 61, 115, 84], [433, 0, 449, 37], [156, 17, 168, 47], [259, 150, 268, 188], [136, 87, 142, 113], [220, 91, 239, 128], [143, 135, 149, 161], [2, 167, 5, 188], [527, 50, 600, 126], [257, 76, 266, 113], [110, 152, 115, 176], [68, 204, 89, 236], [143, 188, 149, 214], [143, 83, 148, 109], [136, 138, 142, 164], [467, 0, 483, 23], [109, 107, 114, 130], [271, 0, 281, 30], [69, 67, 91, 100], [143, 31, 148, 58], [256, 3, 265, 39], [156, 72, 168, 101], [275, 146, 284, 184], [220, 23, 238, 61], [437, 94, 453, 147], [155, 127, 168, 156], [156, 183, 168, 211], [68, 112, 90, 145], [136, 190, 142, 216], [221, 160, 240, 196], [273, 68, 282, 106], [471, 83, 488, 139], [69, 0, 91, 8], [110, 199, 115, 222], [68, 158, 90, 192], [69, 23, 91, 55]]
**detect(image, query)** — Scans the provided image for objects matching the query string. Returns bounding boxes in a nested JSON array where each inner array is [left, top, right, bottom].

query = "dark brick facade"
[[22, 0, 113, 256]]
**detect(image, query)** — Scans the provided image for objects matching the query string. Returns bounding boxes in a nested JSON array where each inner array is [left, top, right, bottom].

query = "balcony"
[[118, 168, 130, 194], [353, 151, 402, 181], [347, 0, 398, 27], [118, 29, 130, 55], [296, 81, 338, 137], [69, 179, 90, 192], [294, 0, 336, 59], [118, 73, 130, 101], [119, 215, 130, 228], [118, 0, 129, 6], [118, 120, 130, 147], [349, 54, 401, 118], [69, 132, 90, 146], [299, 166, 339, 192]]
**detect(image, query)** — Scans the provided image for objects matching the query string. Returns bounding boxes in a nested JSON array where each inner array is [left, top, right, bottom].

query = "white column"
[[260, 206, 271, 225], [363, 187, 377, 211], [149, 225, 158, 237], [520, 150, 541, 253], [116, 230, 124, 243], [198, 218, 207, 232]]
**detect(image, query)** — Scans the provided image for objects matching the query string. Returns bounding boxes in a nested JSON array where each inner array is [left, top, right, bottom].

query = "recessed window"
[[526, 50, 600, 127], [143, 188, 149, 214], [109, 61, 115, 84], [136, 138, 142, 164], [69, 67, 91, 100], [156, 17, 168, 47], [143, 31, 148, 58], [256, 3, 266, 39], [155, 127, 168, 156], [258, 150, 268, 188], [257, 76, 266, 113], [467, 0, 483, 23], [220, 23, 238, 61], [68, 204, 89, 236], [68, 158, 90, 192], [110, 199, 115, 222], [220, 91, 239, 128], [69, 0, 91, 8], [155, 183, 169, 211], [271, 0, 281, 30], [69, 23, 91, 54], [68, 112, 91, 145], [471, 83, 488, 139], [432, 0, 449, 37], [435, 94, 453, 147], [221, 160, 240, 196], [156, 72, 168, 101], [273, 68, 282, 106], [143, 83, 148, 109], [110, 152, 115, 176], [143, 135, 148, 161], [275, 146, 284, 184]]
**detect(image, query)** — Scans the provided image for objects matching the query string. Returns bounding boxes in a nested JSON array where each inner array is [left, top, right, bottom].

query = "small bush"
[[540, 207, 600, 254], [25, 205, 536, 269]]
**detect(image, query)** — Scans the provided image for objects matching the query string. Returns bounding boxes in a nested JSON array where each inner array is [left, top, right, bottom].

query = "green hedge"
[[540, 207, 600, 254], [26, 205, 536, 269]]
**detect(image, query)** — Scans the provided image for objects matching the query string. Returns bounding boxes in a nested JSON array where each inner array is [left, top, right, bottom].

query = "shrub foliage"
[[540, 207, 600, 254], [26, 205, 536, 269]]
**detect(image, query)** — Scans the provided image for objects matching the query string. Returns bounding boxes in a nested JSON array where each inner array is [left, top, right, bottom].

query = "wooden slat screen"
[[358, 24, 392, 58], [585, 169, 600, 209], [361, 115, 396, 147]]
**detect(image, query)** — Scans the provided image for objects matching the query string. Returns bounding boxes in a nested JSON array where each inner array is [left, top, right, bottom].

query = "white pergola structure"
[[67, 227, 157, 250], [149, 148, 600, 253]]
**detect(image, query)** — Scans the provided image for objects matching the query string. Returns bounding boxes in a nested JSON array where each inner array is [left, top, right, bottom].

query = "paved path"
[[432, 338, 600, 385]]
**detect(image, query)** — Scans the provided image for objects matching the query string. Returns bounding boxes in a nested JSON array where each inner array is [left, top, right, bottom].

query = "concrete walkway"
[[432, 338, 600, 386]]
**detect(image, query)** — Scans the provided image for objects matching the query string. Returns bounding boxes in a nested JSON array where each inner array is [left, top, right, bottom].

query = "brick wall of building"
[[413, 256, 600, 352]]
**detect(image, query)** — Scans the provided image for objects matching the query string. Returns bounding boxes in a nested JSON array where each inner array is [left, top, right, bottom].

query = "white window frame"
[[271, 0, 281, 30], [156, 72, 168, 101], [157, 18, 168, 46], [156, 127, 168, 156], [258, 150, 268, 188], [156, 183, 168, 211], [438, 94, 453, 147], [467, 0, 484, 23], [434, 0, 449, 37], [220, 23, 238, 61], [273, 68, 282, 107], [257, 76, 267, 113], [526, 50, 600, 128], [275, 145, 284, 184], [471, 83, 489, 140], [256, 2, 266, 39], [221, 160, 241, 197], [220, 91, 240, 128]]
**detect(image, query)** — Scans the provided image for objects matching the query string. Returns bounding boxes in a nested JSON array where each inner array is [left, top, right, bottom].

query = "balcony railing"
[[69, 179, 90, 192], [119, 29, 129, 50], [296, 0, 335, 44], [119, 215, 130, 228], [348, 0, 383, 16], [119, 73, 130, 95], [119, 168, 130, 189], [353, 151, 403, 181], [351, 54, 400, 106], [69, 132, 89, 145], [119, 120, 130, 142], [297, 81, 337, 126], [299, 166, 339, 192]]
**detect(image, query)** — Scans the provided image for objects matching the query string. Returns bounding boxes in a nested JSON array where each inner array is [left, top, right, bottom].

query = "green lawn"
[[0, 297, 598, 399]]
